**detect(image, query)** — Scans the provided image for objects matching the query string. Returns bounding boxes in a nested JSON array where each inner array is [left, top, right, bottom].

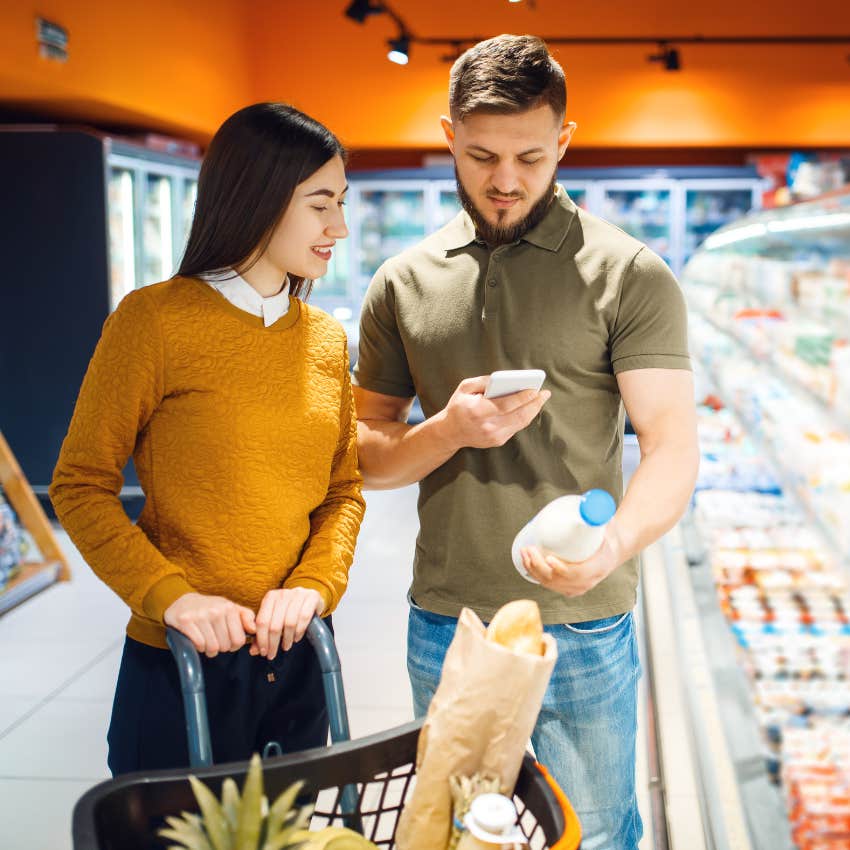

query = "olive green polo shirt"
[[353, 185, 691, 624]]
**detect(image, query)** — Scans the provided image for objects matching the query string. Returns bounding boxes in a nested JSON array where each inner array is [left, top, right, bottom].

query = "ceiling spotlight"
[[648, 43, 681, 71], [388, 34, 410, 65], [345, 0, 383, 24]]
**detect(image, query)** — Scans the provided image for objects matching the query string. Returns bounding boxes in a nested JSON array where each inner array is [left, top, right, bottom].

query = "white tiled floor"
[[1, 473, 653, 850]]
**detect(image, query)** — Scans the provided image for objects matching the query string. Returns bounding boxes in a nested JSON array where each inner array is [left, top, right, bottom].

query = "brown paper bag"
[[395, 606, 557, 850]]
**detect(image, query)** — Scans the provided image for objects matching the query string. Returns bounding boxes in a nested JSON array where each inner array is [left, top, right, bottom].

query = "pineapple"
[[158, 754, 378, 850], [290, 826, 379, 849]]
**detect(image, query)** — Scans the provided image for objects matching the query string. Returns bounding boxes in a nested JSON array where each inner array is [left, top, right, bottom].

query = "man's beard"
[[455, 166, 557, 247]]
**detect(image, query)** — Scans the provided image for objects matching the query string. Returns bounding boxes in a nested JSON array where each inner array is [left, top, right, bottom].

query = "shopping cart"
[[73, 617, 581, 849]]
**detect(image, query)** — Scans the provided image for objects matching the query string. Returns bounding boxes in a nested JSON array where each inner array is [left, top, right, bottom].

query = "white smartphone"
[[483, 369, 547, 399]]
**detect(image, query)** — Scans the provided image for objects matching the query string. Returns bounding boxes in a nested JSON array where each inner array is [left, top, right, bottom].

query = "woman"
[[50, 103, 365, 775]]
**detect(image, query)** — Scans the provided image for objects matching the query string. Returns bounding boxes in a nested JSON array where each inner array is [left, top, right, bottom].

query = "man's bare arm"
[[353, 379, 551, 490]]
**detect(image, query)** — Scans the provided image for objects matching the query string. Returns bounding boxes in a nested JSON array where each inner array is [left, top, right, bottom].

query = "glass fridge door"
[[313, 237, 351, 299], [107, 167, 137, 310], [436, 187, 462, 229], [356, 187, 427, 280], [178, 176, 198, 266], [601, 184, 674, 266], [142, 173, 174, 285], [562, 183, 589, 210], [684, 186, 756, 267]]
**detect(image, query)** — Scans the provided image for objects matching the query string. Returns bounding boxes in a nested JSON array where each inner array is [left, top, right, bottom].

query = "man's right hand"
[[436, 376, 551, 450], [163, 593, 257, 658]]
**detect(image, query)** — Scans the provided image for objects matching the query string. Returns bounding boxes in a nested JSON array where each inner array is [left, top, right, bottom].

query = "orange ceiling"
[[2, 0, 850, 148]]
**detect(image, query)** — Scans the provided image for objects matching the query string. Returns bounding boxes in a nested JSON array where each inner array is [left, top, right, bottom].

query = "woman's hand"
[[163, 593, 256, 657], [250, 587, 326, 660]]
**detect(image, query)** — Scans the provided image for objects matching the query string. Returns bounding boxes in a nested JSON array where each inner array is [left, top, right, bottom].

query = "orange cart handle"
[[533, 761, 582, 850]]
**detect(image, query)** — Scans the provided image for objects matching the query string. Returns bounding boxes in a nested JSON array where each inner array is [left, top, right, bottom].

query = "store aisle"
[[0, 488, 417, 850], [0, 467, 652, 850]]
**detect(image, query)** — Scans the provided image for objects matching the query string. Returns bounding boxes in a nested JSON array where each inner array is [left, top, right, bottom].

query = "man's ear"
[[558, 121, 577, 159], [440, 116, 455, 154]]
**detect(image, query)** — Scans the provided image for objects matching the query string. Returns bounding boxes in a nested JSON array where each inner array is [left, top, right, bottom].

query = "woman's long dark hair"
[[178, 103, 345, 299]]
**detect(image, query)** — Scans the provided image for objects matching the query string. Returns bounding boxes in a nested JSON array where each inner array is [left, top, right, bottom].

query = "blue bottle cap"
[[579, 489, 617, 527]]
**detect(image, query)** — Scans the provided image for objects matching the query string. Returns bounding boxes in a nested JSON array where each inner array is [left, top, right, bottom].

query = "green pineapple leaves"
[[157, 753, 313, 850], [159, 812, 215, 850], [188, 775, 230, 850], [235, 755, 264, 849]]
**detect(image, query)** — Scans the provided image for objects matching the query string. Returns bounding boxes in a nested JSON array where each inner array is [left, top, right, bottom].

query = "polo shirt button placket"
[[484, 260, 500, 319]]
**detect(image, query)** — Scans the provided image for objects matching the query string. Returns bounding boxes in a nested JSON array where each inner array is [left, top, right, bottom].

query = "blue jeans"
[[407, 604, 643, 850]]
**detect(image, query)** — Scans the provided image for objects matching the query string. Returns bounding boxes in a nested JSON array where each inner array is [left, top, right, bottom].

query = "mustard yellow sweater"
[[50, 277, 365, 648]]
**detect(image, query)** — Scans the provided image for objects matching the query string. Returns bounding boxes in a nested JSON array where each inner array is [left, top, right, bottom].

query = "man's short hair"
[[449, 34, 566, 123]]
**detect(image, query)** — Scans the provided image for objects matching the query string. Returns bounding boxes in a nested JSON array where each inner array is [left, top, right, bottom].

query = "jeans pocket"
[[562, 611, 631, 635]]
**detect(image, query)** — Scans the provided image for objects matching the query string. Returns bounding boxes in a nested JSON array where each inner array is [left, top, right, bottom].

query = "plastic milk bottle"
[[511, 489, 617, 583]]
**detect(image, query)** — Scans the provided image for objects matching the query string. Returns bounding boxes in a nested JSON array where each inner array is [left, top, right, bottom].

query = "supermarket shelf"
[[0, 560, 62, 614], [687, 272, 850, 347], [640, 526, 786, 850], [691, 311, 850, 570], [678, 515, 795, 850], [694, 306, 850, 436]]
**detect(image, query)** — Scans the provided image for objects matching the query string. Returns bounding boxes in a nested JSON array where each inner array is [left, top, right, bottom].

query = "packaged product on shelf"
[[689, 381, 850, 848], [0, 493, 23, 591], [685, 192, 850, 848]]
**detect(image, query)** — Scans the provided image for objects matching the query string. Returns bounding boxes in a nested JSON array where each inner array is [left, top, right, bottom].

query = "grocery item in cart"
[[395, 602, 557, 850], [456, 793, 527, 849], [158, 751, 379, 850]]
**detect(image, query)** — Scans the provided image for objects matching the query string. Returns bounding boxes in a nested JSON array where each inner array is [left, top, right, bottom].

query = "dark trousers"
[[107, 618, 331, 776]]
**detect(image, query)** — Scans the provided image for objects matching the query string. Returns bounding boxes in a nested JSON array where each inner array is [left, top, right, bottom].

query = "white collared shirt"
[[200, 269, 291, 327]]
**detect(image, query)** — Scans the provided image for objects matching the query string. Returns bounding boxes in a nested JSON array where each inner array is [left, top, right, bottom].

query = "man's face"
[[443, 104, 575, 245]]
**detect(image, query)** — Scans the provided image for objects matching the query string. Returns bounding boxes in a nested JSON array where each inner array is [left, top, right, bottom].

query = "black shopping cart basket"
[[73, 617, 581, 849]]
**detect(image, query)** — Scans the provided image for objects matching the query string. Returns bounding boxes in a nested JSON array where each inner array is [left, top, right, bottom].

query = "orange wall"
[[2, 0, 850, 148], [250, 0, 850, 149], [0, 0, 254, 142]]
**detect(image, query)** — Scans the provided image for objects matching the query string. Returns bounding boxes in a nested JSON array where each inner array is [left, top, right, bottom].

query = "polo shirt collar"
[[441, 210, 478, 251], [440, 183, 576, 253], [521, 185, 576, 252]]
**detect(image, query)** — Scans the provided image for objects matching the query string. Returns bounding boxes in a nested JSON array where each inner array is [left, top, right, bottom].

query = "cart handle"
[[533, 761, 582, 850], [166, 615, 352, 769]]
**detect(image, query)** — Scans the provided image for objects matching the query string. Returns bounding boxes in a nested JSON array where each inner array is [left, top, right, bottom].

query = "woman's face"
[[263, 154, 349, 280]]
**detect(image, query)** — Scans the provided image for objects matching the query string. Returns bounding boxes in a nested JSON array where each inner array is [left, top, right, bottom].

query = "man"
[[352, 34, 698, 850]]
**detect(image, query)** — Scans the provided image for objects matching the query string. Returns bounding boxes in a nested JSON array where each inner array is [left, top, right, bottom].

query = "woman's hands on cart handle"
[[250, 587, 325, 660], [164, 587, 325, 659], [163, 593, 257, 658]]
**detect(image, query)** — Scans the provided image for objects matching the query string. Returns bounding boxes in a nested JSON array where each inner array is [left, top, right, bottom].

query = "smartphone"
[[483, 369, 547, 399]]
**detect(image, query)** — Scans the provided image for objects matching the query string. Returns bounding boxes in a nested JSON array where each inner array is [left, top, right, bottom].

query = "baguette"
[[485, 600, 544, 656]]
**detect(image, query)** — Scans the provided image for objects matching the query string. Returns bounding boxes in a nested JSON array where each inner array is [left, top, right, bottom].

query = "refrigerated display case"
[[655, 188, 850, 850], [357, 186, 428, 279], [0, 127, 200, 505], [601, 183, 674, 265], [310, 167, 762, 333], [108, 152, 199, 310], [682, 183, 755, 267], [307, 166, 760, 431]]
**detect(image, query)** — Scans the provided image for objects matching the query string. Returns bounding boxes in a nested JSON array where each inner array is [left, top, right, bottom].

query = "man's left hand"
[[520, 528, 625, 597]]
